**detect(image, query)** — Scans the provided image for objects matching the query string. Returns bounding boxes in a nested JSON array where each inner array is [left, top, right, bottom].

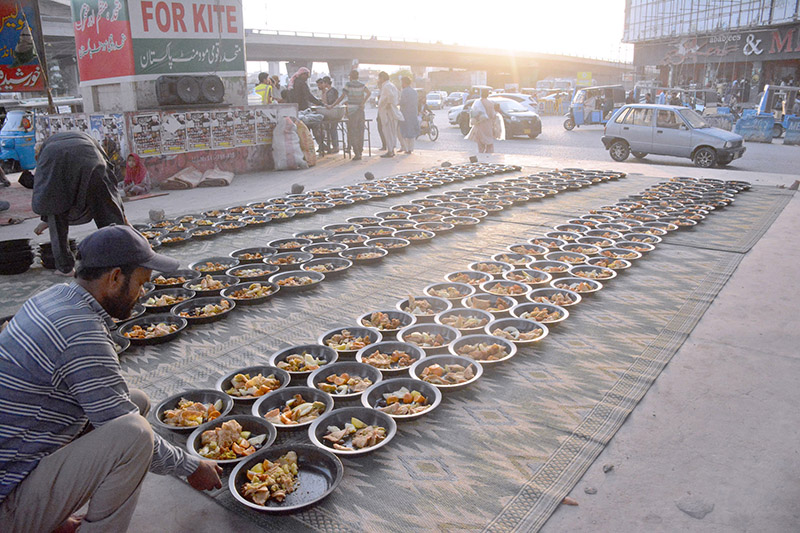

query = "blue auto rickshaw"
[[0, 109, 36, 172], [750, 84, 799, 138], [563, 85, 626, 130]]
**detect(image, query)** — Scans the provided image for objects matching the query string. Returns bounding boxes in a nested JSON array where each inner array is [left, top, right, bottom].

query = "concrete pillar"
[[327, 60, 354, 89]]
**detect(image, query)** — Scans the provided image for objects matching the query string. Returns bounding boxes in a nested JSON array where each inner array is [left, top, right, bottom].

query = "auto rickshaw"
[[563, 85, 626, 130], [749, 84, 799, 138]]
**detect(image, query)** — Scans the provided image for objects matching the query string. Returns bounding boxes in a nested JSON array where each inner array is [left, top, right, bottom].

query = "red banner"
[[71, 0, 136, 84]]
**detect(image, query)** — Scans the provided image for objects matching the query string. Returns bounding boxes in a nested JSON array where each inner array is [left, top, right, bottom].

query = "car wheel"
[[609, 140, 630, 162], [428, 124, 439, 142], [459, 117, 470, 136], [528, 132, 539, 139], [772, 123, 784, 138], [1, 159, 19, 174], [563, 118, 575, 131], [632, 151, 647, 159], [693, 147, 717, 168]]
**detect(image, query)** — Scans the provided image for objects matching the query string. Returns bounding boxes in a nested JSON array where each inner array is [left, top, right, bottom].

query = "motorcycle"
[[417, 108, 439, 141]]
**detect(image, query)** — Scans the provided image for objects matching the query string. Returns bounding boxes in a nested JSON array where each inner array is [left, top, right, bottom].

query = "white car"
[[495, 93, 539, 113], [448, 103, 465, 125], [426, 93, 444, 110]]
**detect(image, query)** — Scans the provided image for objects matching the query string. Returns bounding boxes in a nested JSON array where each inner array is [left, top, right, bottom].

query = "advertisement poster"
[[161, 112, 187, 152], [35, 115, 50, 143], [234, 108, 256, 146], [70, 0, 136, 85], [185, 111, 211, 151], [255, 107, 277, 144], [129, 111, 162, 155], [211, 110, 235, 148], [0, 1, 44, 91], [127, 0, 245, 77]]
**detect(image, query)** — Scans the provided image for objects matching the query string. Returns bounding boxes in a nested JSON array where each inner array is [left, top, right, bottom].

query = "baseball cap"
[[77, 225, 180, 272]]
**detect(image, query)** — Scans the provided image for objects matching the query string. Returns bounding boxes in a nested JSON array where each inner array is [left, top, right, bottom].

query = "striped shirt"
[[341, 80, 370, 115], [0, 282, 199, 504]]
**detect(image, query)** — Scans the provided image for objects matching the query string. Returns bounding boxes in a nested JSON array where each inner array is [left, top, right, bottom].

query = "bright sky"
[[243, 0, 633, 73]]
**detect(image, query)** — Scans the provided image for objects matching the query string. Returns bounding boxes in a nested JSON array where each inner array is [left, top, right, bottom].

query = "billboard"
[[72, 0, 245, 86], [0, 1, 45, 92]]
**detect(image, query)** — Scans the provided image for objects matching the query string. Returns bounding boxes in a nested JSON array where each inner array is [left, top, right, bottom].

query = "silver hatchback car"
[[602, 104, 745, 168]]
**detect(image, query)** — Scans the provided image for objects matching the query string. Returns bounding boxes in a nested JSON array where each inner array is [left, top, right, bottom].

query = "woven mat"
[[0, 174, 790, 532]]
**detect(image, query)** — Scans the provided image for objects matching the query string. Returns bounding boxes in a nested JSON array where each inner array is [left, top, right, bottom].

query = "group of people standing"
[[376, 72, 421, 157]]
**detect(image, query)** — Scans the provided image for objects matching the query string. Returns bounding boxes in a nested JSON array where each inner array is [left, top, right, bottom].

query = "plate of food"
[[221, 282, 279, 305], [170, 296, 235, 324], [444, 270, 492, 287], [507, 243, 548, 257], [357, 309, 416, 337], [183, 274, 240, 296], [265, 252, 314, 271], [448, 334, 517, 365], [338, 246, 388, 263], [189, 257, 240, 275], [485, 317, 549, 346], [301, 243, 348, 257], [307, 361, 382, 401], [268, 238, 313, 253], [186, 415, 277, 465], [408, 354, 483, 391], [364, 237, 411, 252], [252, 387, 334, 430], [118, 314, 187, 345], [461, 294, 515, 317], [226, 264, 280, 282], [393, 229, 435, 243], [139, 288, 196, 313], [395, 295, 452, 324], [294, 230, 334, 242], [268, 344, 338, 384], [230, 247, 277, 264], [502, 269, 552, 287], [360, 378, 442, 421], [468, 261, 513, 279], [318, 327, 382, 358], [396, 323, 460, 355], [268, 270, 325, 292], [300, 258, 353, 277], [217, 365, 291, 402], [550, 277, 603, 295], [308, 407, 396, 456], [528, 287, 581, 307], [568, 265, 617, 281], [151, 269, 201, 289], [433, 308, 493, 334], [228, 444, 343, 512], [423, 282, 476, 305], [355, 341, 426, 375], [510, 302, 569, 325], [152, 389, 234, 432], [479, 280, 531, 300]]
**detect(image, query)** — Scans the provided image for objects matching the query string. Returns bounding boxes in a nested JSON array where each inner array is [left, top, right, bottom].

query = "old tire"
[[609, 140, 630, 162], [528, 131, 540, 139], [632, 151, 647, 159], [428, 124, 439, 141], [693, 147, 717, 168], [563, 118, 575, 131], [772, 123, 784, 138]]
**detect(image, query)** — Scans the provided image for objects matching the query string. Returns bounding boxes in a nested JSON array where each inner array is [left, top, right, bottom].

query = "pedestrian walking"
[[398, 76, 420, 154], [330, 70, 370, 160], [31, 132, 128, 275], [465, 88, 503, 154], [377, 72, 400, 158]]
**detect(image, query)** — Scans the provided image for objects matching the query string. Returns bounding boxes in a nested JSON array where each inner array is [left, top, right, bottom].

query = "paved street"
[[363, 107, 800, 178]]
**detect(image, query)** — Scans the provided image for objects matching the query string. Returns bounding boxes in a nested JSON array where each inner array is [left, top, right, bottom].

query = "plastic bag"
[[271, 117, 308, 170]]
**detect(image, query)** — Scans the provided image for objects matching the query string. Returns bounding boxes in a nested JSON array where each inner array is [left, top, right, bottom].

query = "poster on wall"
[[186, 111, 211, 151], [255, 107, 277, 144], [234, 108, 256, 146], [212, 111, 235, 149], [129, 112, 162, 155], [70, 0, 136, 85], [161, 112, 188, 152], [89, 113, 128, 156], [0, 1, 45, 91], [35, 116, 50, 143]]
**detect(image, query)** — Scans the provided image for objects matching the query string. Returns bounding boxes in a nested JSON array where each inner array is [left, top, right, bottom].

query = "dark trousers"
[[323, 122, 339, 153], [347, 109, 365, 157], [49, 178, 125, 273], [376, 115, 386, 149]]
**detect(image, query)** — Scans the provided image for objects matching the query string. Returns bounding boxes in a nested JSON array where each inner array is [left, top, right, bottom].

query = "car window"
[[629, 108, 653, 126], [614, 108, 631, 123], [657, 110, 681, 129], [679, 109, 710, 128], [496, 100, 527, 113]]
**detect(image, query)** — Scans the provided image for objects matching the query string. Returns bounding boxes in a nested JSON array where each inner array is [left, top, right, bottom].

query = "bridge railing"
[[245, 29, 633, 65]]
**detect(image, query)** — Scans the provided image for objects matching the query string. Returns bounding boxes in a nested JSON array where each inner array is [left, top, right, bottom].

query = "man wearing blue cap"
[[0, 225, 222, 533]]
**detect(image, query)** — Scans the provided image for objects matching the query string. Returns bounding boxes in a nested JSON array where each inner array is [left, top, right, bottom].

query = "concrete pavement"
[[1, 149, 797, 532]]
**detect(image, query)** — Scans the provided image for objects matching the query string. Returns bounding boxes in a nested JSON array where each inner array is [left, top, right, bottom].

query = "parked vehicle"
[[449, 102, 467, 125], [564, 85, 626, 130], [747, 84, 799, 138], [426, 92, 444, 110], [446, 92, 466, 106], [494, 92, 539, 113], [601, 104, 745, 168], [418, 108, 439, 141]]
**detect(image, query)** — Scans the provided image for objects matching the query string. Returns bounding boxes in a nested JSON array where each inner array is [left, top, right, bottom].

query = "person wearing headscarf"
[[288, 67, 322, 111], [398, 76, 420, 154], [123, 154, 151, 197], [31, 132, 127, 275], [465, 88, 504, 154]]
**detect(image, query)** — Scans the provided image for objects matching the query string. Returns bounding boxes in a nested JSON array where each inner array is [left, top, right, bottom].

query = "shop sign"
[[577, 72, 592, 87], [634, 22, 800, 66], [0, 1, 45, 92], [72, 0, 245, 86]]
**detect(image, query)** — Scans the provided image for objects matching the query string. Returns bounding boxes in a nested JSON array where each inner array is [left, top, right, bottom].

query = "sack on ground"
[[198, 167, 234, 187], [161, 166, 204, 190], [271, 117, 308, 171], [295, 119, 317, 167]]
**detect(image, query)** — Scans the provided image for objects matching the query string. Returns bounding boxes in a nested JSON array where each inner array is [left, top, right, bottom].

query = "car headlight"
[[723, 141, 732, 148], [511, 116, 521, 122]]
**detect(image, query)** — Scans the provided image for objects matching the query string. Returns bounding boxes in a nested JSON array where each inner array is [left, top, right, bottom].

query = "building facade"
[[624, 0, 800, 101]]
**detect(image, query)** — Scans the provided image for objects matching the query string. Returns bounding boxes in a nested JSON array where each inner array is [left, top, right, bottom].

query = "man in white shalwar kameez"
[[377, 71, 400, 158]]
